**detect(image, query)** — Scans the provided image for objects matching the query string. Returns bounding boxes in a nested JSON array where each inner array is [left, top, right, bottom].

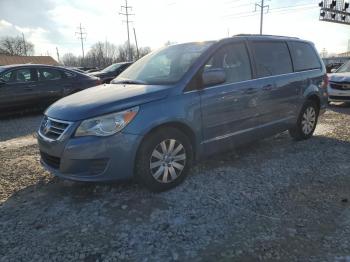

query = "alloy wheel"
[[301, 107, 316, 135], [149, 139, 186, 183]]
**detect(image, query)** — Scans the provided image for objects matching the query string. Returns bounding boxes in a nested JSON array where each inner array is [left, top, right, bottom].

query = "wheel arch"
[[306, 93, 321, 111], [134, 120, 198, 169]]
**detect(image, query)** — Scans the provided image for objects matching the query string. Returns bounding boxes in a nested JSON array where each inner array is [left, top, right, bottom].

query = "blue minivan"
[[37, 35, 328, 191]]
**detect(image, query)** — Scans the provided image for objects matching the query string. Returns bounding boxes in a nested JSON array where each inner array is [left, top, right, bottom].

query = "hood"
[[328, 72, 350, 83], [45, 84, 170, 121]]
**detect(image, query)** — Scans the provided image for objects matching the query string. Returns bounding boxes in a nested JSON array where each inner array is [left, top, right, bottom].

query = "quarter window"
[[251, 41, 293, 77], [64, 71, 76, 78], [289, 42, 321, 72], [204, 42, 252, 85]]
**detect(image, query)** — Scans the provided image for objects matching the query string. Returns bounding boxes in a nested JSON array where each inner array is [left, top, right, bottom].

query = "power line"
[[119, 0, 134, 61], [75, 23, 87, 60], [223, 2, 318, 19]]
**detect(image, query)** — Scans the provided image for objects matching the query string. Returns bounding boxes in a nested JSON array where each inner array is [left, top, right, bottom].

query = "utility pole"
[[75, 23, 87, 63], [22, 32, 27, 56], [119, 0, 134, 61], [133, 28, 139, 59], [56, 47, 60, 63], [255, 0, 269, 35]]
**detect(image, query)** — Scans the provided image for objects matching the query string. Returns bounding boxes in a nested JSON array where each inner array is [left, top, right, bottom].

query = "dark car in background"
[[0, 64, 101, 112], [89, 62, 132, 83]]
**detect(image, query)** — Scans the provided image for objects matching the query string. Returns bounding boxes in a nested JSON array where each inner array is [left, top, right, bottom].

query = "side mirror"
[[202, 68, 226, 87]]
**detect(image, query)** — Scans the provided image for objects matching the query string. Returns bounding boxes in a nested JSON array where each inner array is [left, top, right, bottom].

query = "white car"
[[328, 61, 350, 103]]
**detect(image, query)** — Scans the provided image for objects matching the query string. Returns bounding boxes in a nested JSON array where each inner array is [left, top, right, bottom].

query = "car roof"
[[0, 64, 65, 70]]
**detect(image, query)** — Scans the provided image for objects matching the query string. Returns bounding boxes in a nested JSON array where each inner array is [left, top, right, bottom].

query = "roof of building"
[[0, 55, 58, 66]]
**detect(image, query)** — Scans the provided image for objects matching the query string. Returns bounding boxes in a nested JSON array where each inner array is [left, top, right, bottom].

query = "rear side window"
[[38, 68, 62, 81], [289, 42, 321, 72], [251, 41, 293, 78]]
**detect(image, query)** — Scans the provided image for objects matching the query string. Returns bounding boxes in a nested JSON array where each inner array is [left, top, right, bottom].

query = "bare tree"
[[0, 36, 34, 56], [61, 53, 79, 67], [84, 41, 119, 68], [62, 41, 151, 68]]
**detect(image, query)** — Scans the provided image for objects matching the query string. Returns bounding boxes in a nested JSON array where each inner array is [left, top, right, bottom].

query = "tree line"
[[62, 41, 151, 69], [0, 36, 151, 69]]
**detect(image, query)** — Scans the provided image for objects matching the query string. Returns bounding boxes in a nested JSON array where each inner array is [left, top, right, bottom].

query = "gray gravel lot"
[[0, 105, 350, 261]]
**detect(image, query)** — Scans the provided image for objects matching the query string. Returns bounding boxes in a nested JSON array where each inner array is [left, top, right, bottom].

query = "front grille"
[[40, 151, 61, 169], [39, 117, 72, 141], [329, 95, 350, 101], [330, 82, 350, 90]]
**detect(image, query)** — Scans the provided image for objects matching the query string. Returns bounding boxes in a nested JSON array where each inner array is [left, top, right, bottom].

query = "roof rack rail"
[[234, 34, 299, 39]]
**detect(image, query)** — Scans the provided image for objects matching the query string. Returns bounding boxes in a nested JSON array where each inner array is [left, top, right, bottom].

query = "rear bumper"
[[38, 132, 142, 182]]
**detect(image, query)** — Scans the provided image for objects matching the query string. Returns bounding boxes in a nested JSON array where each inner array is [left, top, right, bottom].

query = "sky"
[[0, 0, 350, 60]]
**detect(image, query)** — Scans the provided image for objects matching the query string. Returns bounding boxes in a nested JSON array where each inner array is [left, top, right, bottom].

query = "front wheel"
[[135, 128, 193, 192], [289, 100, 319, 141]]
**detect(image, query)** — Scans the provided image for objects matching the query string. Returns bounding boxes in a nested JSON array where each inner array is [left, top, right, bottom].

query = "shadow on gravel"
[[0, 111, 44, 141], [328, 102, 350, 115]]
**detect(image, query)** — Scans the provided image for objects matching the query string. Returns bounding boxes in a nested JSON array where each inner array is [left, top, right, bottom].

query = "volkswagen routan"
[[37, 35, 328, 191]]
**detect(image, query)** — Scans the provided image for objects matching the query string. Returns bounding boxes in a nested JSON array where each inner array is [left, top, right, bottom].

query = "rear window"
[[251, 41, 293, 78], [289, 42, 321, 72]]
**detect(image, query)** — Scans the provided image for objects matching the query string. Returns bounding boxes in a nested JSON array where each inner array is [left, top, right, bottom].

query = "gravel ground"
[[0, 105, 350, 262]]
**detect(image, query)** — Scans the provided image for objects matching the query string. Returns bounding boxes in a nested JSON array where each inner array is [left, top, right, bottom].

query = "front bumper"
[[38, 131, 142, 182], [328, 86, 350, 102]]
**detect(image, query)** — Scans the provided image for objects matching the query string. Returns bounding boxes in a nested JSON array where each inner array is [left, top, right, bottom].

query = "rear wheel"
[[289, 100, 319, 141], [135, 128, 193, 192]]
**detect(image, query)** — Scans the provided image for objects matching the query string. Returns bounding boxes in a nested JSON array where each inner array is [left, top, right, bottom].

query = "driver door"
[[199, 42, 260, 155]]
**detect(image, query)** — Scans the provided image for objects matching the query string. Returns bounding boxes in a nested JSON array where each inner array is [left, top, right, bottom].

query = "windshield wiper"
[[111, 79, 147, 85]]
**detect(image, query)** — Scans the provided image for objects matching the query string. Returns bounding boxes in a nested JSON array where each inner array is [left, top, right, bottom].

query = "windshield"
[[115, 42, 213, 85], [336, 60, 350, 73], [101, 63, 122, 73]]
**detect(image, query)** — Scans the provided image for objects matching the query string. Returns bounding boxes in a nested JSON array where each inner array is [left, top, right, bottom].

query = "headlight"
[[75, 106, 139, 137]]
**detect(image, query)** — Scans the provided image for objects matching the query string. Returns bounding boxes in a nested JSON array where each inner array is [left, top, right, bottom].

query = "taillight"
[[321, 74, 329, 89]]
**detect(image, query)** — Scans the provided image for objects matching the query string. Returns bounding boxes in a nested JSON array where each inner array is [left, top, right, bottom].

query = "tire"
[[135, 127, 193, 192], [289, 100, 319, 141]]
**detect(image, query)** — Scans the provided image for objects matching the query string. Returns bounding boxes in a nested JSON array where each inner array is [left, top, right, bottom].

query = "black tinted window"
[[64, 71, 76, 78], [38, 68, 62, 81], [289, 42, 321, 72], [204, 42, 252, 85], [1, 69, 34, 83], [251, 41, 293, 77]]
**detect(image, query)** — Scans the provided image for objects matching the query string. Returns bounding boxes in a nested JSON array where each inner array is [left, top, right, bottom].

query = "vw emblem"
[[42, 119, 51, 135]]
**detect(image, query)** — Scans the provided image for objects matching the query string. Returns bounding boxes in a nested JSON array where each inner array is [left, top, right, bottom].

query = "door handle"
[[262, 84, 273, 91], [244, 87, 258, 94]]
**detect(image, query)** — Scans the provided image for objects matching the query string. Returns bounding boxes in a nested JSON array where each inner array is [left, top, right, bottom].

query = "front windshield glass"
[[102, 63, 122, 73], [116, 42, 213, 85], [336, 61, 350, 73]]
